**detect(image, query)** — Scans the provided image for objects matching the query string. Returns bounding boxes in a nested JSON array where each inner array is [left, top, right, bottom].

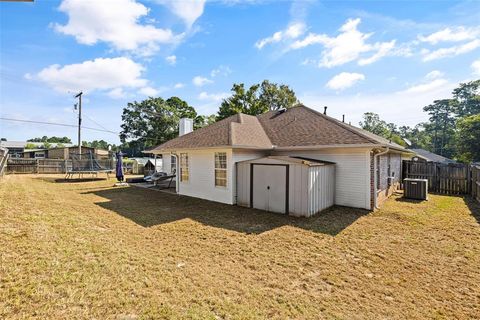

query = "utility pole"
[[74, 91, 83, 155]]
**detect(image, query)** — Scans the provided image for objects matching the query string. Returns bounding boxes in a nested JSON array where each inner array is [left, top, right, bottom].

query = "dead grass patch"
[[1, 174, 479, 319]]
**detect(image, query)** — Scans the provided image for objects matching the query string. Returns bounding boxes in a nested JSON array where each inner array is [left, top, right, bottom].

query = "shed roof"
[[238, 156, 335, 166]]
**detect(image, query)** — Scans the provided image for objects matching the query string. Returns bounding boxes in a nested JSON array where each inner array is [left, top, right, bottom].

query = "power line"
[[0, 117, 119, 135], [83, 113, 113, 132]]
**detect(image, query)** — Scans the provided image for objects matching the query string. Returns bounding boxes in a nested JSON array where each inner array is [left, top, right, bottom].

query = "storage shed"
[[236, 156, 335, 217]]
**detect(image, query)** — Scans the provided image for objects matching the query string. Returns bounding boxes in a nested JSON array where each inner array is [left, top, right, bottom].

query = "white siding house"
[[146, 105, 412, 216]]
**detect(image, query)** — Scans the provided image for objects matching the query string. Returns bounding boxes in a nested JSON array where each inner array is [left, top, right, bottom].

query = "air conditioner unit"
[[403, 178, 428, 200]]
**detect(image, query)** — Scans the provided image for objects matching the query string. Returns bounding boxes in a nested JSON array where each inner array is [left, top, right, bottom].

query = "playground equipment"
[[65, 151, 114, 179]]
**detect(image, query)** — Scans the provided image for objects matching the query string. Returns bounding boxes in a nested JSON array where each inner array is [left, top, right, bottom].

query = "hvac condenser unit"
[[403, 178, 428, 200]]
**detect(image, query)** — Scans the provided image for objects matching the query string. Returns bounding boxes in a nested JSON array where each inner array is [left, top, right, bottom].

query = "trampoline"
[[65, 151, 114, 179]]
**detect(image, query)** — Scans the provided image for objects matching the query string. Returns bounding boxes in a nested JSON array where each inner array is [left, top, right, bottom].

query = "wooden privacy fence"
[[7, 158, 116, 174], [6, 159, 67, 174], [402, 160, 471, 195]]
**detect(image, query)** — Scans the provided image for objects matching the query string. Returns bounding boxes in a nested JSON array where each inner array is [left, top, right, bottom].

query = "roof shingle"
[[150, 105, 406, 152]]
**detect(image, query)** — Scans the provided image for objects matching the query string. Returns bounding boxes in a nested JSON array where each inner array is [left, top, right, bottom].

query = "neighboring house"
[[147, 105, 412, 216], [129, 157, 163, 175], [22, 146, 110, 160], [409, 148, 456, 164], [0, 141, 74, 158]]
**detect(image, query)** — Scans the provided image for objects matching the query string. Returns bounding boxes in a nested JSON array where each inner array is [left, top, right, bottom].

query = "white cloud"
[[421, 39, 480, 61], [418, 26, 480, 44], [192, 76, 213, 87], [198, 91, 229, 102], [404, 78, 449, 93], [326, 72, 365, 90], [174, 82, 185, 89], [107, 88, 126, 99], [54, 0, 180, 55], [165, 55, 177, 65], [291, 18, 397, 68], [36, 57, 147, 93], [301, 81, 455, 127], [472, 59, 480, 76], [210, 65, 232, 77], [358, 40, 396, 65], [155, 0, 206, 28], [425, 70, 444, 80], [139, 86, 159, 96], [255, 22, 306, 49], [402, 71, 449, 94]]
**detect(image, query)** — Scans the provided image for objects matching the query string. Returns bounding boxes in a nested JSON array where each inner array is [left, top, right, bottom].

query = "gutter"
[[373, 147, 389, 210]]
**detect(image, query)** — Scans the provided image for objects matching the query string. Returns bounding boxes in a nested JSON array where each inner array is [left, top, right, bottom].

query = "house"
[[147, 105, 412, 216], [409, 148, 456, 164], [0, 141, 74, 158], [22, 146, 110, 160]]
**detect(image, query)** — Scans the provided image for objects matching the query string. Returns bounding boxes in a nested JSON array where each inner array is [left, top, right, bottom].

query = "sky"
[[1, 0, 479, 145]]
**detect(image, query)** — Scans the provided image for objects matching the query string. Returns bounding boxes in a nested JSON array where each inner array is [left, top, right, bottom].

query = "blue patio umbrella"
[[116, 151, 124, 182]]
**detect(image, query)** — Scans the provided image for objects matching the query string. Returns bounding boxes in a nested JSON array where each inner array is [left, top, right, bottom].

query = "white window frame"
[[171, 155, 176, 174], [214, 152, 227, 187], [34, 152, 45, 159], [180, 153, 189, 182]]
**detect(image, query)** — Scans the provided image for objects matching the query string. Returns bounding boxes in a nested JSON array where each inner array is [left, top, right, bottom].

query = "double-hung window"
[[214, 152, 227, 187], [180, 153, 189, 182]]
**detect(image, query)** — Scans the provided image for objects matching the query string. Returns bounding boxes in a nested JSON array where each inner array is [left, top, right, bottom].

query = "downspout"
[[171, 152, 179, 194], [373, 147, 389, 209]]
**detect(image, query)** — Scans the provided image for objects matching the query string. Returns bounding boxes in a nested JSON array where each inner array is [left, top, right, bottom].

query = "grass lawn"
[[1, 174, 479, 319]]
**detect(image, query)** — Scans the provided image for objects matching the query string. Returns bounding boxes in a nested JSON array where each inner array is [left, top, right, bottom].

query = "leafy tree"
[[359, 112, 391, 137], [83, 140, 110, 150], [455, 114, 480, 162], [216, 80, 298, 120], [120, 97, 200, 154], [423, 99, 456, 157], [359, 112, 407, 146], [28, 136, 72, 143], [452, 79, 480, 117], [398, 124, 431, 149], [41, 141, 52, 149], [25, 143, 36, 149]]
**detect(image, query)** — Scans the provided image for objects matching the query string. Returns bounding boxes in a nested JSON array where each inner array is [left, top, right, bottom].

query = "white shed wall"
[[273, 148, 372, 210], [307, 165, 335, 216], [288, 163, 309, 216], [232, 149, 268, 204], [177, 149, 234, 204], [236, 157, 335, 217]]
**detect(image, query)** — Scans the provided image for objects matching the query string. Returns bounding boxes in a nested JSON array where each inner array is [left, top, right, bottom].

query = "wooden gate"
[[402, 160, 471, 194], [472, 165, 480, 202]]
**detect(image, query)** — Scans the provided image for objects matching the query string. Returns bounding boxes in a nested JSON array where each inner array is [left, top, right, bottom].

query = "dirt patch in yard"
[[1, 174, 479, 319]]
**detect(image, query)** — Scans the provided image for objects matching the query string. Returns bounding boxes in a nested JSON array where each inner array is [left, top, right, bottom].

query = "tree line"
[[28, 79, 476, 162], [359, 80, 479, 163]]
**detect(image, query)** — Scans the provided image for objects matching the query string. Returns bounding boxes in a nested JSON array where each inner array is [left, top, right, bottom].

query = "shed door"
[[252, 165, 288, 214]]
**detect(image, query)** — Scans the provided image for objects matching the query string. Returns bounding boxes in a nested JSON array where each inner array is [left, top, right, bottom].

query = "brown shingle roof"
[[149, 105, 406, 152], [150, 113, 272, 151]]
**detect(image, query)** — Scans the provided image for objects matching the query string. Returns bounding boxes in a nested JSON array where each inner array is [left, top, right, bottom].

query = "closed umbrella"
[[116, 151, 124, 182]]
